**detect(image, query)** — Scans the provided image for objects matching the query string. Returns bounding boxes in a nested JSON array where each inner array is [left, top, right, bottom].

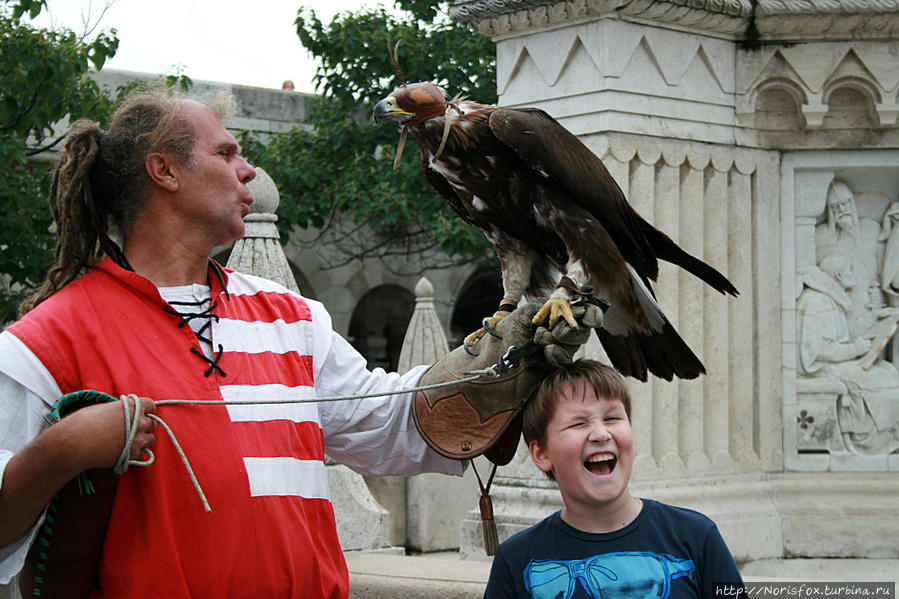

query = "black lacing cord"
[[165, 299, 227, 377], [190, 346, 226, 378]]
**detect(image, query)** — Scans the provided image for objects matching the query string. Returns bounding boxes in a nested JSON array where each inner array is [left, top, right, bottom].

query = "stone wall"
[[450, 0, 899, 565]]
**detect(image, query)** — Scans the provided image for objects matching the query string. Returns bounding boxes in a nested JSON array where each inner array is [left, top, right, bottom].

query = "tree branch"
[[0, 91, 39, 132]]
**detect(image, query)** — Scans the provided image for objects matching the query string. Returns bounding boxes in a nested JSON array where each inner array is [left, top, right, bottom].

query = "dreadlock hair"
[[18, 89, 236, 316]]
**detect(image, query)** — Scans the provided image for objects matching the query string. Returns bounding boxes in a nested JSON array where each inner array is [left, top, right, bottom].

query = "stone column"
[[448, 0, 786, 563], [397, 277, 480, 552]]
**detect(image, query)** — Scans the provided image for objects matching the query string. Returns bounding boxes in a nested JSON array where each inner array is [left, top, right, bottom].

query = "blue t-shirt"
[[484, 499, 744, 599]]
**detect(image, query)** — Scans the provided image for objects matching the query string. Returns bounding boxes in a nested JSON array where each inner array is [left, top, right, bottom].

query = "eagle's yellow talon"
[[463, 328, 487, 347], [482, 312, 508, 338], [463, 311, 510, 347], [533, 298, 577, 329]]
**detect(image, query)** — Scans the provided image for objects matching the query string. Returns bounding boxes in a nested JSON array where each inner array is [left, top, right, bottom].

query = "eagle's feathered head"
[[373, 81, 446, 125]]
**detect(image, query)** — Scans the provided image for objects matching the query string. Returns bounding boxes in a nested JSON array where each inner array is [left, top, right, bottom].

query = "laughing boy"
[[483, 360, 744, 599]]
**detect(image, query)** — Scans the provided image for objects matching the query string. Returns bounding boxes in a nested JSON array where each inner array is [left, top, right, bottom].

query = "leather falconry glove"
[[412, 297, 603, 555], [413, 298, 603, 467]]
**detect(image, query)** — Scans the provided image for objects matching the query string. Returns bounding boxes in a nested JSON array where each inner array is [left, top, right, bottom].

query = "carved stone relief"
[[784, 152, 899, 470]]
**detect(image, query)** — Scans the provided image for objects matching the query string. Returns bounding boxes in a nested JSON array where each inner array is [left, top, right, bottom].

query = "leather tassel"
[[433, 104, 458, 161], [479, 493, 499, 556], [472, 460, 500, 556], [393, 126, 409, 170]]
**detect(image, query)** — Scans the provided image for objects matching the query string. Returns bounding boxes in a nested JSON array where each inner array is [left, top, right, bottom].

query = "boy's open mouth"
[[584, 453, 616, 475]]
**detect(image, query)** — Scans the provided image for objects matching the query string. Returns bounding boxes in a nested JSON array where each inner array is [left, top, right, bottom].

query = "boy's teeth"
[[586, 454, 614, 463]]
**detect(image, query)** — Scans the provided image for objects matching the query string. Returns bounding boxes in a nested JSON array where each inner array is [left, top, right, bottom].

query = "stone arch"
[[822, 77, 879, 129], [752, 78, 805, 130], [823, 75, 882, 106], [449, 266, 503, 347], [348, 284, 414, 371]]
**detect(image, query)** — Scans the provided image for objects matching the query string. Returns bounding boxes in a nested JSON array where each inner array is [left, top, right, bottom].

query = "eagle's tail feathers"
[[597, 321, 706, 381], [597, 266, 706, 380], [626, 263, 665, 331], [640, 222, 739, 297]]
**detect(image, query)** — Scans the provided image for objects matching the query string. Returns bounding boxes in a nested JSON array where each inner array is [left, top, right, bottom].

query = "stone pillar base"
[[461, 473, 899, 562]]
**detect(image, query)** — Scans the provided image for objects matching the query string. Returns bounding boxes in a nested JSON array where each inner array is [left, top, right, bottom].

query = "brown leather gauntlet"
[[412, 299, 603, 466]]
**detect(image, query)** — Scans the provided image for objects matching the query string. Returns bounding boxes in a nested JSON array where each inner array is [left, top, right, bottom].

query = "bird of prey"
[[373, 81, 738, 381]]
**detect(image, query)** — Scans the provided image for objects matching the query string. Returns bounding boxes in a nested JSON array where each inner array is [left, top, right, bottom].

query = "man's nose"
[[238, 157, 256, 184]]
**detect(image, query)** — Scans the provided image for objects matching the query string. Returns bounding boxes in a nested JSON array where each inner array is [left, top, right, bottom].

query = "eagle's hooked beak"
[[373, 96, 414, 123]]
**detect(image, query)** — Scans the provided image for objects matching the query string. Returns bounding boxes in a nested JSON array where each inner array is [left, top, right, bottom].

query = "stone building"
[[446, 0, 899, 576]]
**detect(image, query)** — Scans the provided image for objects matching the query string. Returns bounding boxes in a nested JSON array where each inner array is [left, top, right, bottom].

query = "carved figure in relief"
[[814, 180, 883, 338], [798, 232, 899, 454], [797, 254, 871, 376]]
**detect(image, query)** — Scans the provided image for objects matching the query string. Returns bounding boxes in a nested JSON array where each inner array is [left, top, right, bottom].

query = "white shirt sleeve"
[[307, 299, 463, 478], [0, 331, 62, 584]]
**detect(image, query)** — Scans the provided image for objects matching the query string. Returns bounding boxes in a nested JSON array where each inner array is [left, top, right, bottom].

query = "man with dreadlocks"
[[0, 89, 602, 598]]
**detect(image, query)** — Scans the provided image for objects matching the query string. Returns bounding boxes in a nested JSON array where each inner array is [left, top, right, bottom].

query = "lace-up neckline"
[[160, 285, 226, 377]]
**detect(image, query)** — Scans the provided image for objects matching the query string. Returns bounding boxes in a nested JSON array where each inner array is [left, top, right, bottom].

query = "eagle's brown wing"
[[488, 108, 657, 282], [488, 108, 737, 296], [487, 107, 731, 380]]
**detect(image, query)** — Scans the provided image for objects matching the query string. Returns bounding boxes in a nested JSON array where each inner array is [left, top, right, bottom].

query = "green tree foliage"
[[0, 0, 119, 321], [0, 2, 190, 322], [240, 1, 496, 268]]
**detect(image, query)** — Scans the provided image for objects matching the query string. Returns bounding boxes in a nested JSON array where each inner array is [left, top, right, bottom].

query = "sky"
[[29, 0, 387, 94]]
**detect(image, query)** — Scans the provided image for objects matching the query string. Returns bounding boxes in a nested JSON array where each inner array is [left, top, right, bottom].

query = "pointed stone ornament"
[[397, 277, 450, 374], [226, 167, 299, 293]]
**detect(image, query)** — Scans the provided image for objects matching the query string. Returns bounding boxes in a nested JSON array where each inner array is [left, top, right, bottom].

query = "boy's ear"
[[528, 439, 553, 474]]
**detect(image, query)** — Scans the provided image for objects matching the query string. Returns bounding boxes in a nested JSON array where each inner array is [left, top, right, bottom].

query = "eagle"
[[373, 81, 738, 381]]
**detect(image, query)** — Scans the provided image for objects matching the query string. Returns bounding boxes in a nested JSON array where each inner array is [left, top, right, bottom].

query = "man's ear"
[[145, 153, 179, 192], [528, 439, 553, 475]]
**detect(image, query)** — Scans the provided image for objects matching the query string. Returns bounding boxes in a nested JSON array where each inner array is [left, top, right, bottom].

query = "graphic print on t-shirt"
[[523, 551, 694, 599]]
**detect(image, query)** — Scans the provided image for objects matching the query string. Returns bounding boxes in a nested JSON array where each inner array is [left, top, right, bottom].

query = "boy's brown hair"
[[523, 359, 632, 448]]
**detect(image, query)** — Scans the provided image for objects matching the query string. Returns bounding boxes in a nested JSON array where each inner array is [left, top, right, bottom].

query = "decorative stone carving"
[[450, 0, 899, 38], [795, 180, 899, 457], [450, 1, 899, 152], [448, 0, 899, 567], [736, 40, 899, 148], [397, 277, 450, 373], [449, 0, 750, 36], [783, 153, 899, 470]]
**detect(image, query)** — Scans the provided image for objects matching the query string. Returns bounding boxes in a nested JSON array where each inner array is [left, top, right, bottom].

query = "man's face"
[[829, 187, 856, 234], [529, 382, 635, 520], [172, 101, 256, 247], [836, 260, 857, 288]]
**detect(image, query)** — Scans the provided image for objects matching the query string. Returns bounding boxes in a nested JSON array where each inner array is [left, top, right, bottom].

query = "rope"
[[111, 394, 210, 512], [147, 413, 210, 513], [114, 394, 154, 474], [154, 373, 484, 407], [54, 371, 502, 514]]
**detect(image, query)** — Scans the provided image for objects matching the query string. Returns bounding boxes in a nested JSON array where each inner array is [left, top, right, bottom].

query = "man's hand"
[[66, 396, 158, 469], [0, 396, 156, 546]]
